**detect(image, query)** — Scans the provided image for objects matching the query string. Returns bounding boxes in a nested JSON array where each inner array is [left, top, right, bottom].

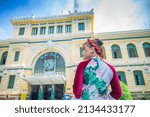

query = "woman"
[[72, 38, 122, 100]]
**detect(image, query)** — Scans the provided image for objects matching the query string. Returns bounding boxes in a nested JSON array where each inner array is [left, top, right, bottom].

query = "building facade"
[[0, 11, 150, 100]]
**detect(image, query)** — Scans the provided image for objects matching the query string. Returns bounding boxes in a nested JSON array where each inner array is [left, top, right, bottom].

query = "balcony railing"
[[33, 70, 65, 76]]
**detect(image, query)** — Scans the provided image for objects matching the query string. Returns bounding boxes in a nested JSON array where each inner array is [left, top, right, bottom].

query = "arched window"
[[111, 45, 122, 58], [127, 44, 138, 58], [34, 52, 65, 74], [133, 70, 145, 85], [143, 42, 150, 57], [117, 71, 127, 85], [1, 51, 8, 65], [101, 46, 106, 59]]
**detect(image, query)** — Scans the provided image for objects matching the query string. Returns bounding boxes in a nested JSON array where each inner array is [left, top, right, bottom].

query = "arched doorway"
[[30, 52, 66, 100]]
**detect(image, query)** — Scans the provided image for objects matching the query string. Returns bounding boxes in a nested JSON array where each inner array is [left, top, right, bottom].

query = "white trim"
[[22, 74, 66, 85]]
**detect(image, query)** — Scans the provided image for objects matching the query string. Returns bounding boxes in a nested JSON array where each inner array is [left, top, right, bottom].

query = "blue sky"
[[0, 0, 150, 40]]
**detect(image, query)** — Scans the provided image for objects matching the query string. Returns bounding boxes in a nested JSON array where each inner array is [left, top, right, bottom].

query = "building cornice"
[[0, 32, 94, 45], [101, 36, 150, 41], [95, 29, 150, 41], [10, 11, 94, 25], [114, 63, 150, 67], [0, 29, 149, 44], [95, 29, 150, 35]]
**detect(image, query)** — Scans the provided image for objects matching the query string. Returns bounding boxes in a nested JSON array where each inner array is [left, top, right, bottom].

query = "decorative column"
[[54, 22, 57, 35], [63, 22, 65, 34], [45, 23, 49, 36], [51, 85, 55, 100], [37, 24, 40, 36], [72, 20, 77, 33], [28, 86, 32, 100], [85, 18, 89, 33], [38, 85, 44, 100]]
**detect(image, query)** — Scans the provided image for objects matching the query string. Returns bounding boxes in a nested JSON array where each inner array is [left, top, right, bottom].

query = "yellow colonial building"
[[0, 10, 150, 100]]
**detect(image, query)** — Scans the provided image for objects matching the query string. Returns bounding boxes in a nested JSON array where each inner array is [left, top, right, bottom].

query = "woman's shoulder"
[[104, 61, 116, 72], [78, 59, 92, 67]]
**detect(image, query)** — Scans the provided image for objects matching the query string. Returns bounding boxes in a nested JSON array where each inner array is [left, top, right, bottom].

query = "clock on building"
[[44, 59, 55, 71]]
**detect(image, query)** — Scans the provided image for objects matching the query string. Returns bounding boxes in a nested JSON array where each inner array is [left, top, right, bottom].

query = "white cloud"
[[68, 0, 149, 32], [80, 0, 140, 32], [32, 0, 71, 16]]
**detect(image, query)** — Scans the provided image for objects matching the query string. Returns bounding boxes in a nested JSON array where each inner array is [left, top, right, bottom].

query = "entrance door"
[[43, 84, 65, 100], [55, 84, 64, 100], [30, 84, 65, 100], [43, 85, 52, 100], [30, 85, 40, 100]]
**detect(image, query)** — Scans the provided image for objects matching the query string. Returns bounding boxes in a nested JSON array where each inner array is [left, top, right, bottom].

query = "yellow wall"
[[0, 11, 150, 99]]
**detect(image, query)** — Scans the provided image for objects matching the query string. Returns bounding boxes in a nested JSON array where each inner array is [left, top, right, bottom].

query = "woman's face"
[[82, 44, 94, 60]]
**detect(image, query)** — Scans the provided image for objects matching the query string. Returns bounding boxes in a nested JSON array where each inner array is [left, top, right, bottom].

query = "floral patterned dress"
[[73, 57, 122, 100]]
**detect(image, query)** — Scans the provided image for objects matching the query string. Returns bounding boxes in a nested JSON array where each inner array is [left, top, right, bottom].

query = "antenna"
[[74, 0, 79, 12]]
